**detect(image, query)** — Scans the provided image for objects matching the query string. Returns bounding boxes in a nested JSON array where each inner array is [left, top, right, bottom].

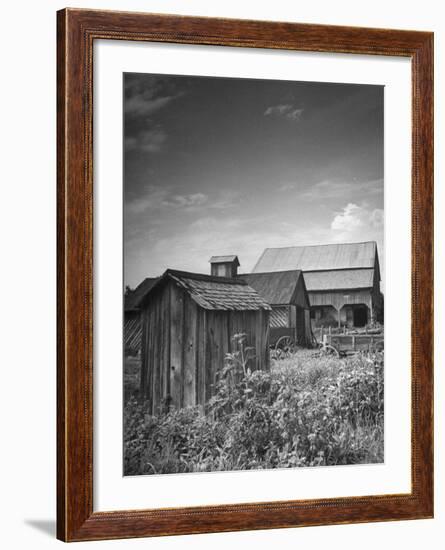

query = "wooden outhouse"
[[139, 269, 271, 415], [239, 270, 312, 346]]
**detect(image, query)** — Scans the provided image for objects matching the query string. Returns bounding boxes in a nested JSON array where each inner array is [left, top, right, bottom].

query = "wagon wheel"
[[321, 344, 340, 358], [274, 336, 296, 358]]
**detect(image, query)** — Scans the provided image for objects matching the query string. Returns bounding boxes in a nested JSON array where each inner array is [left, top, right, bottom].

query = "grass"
[[123, 342, 384, 476]]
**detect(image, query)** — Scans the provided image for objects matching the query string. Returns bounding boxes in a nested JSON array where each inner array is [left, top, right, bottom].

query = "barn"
[[253, 241, 384, 329], [139, 269, 271, 415], [124, 277, 159, 355], [238, 270, 312, 346]]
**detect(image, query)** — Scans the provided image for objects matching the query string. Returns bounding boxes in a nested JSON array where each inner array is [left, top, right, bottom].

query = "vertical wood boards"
[[170, 283, 184, 410], [304, 309, 312, 343], [152, 294, 160, 415], [205, 311, 217, 405], [196, 309, 206, 408], [183, 297, 197, 407], [139, 307, 148, 399]]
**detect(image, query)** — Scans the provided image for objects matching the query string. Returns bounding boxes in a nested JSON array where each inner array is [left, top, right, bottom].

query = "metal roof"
[[144, 269, 270, 311], [253, 241, 377, 273], [304, 269, 375, 291], [238, 270, 308, 307], [209, 255, 240, 265], [124, 277, 159, 311]]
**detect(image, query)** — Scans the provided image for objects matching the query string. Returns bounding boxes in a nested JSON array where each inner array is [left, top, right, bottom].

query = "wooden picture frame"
[[57, 8, 434, 542]]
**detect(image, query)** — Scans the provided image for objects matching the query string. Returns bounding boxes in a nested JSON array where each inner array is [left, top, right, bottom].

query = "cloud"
[[302, 179, 383, 201], [278, 183, 296, 192], [264, 104, 304, 121], [209, 190, 240, 209], [125, 188, 239, 216], [125, 95, 177, 117], [331, 203, 366, 231], [124, 75, 183, 117], [162, 193, 208, 208], [369, 208, 384, 228], [125, 187, 168, 215], [331, 203, 383, 232], [125, 128, 167, 153], [330, 203, 383, 251]]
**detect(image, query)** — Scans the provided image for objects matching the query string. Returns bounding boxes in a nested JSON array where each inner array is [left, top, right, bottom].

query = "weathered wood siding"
[[294, 277, 310, 308], [295, 306, 307, 345], [308, 289, 373, 310], [140, 281, 171, 415], [140, 281, 270, 415]]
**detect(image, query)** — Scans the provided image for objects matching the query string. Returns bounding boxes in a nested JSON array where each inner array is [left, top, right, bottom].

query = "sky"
[[124, 73, 384, 288]]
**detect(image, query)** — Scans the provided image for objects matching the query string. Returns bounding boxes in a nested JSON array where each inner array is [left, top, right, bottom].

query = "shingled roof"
[[238, 270, 309, 308], [125, 277, 159, 311], [142, 269, 271, 311], [253, 241, 377, 273], [304, 269, 375, 291]]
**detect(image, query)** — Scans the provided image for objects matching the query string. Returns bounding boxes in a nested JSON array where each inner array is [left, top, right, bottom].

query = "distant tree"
[[125, 285, 133, 295]]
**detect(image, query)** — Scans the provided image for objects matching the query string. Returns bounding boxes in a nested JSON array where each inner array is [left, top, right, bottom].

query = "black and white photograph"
[[123, 73, 384, 476]]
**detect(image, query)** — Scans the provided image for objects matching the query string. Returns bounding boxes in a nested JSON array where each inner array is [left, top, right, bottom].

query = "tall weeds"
[[124, 341, 384, 476]]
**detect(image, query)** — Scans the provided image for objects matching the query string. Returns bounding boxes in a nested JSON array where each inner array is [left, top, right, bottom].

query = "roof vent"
[[209, 255, 240, 278]]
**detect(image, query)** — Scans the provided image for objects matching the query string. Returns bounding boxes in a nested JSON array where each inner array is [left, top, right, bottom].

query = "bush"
[[123, 339, 384, 475]]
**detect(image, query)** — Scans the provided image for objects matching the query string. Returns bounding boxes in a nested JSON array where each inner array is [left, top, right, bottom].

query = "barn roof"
[[143, 269, 271, 311], [125, 277, 159, 311], [304, 268, 375, 291], [253, 241, 377, 273], [209, 255, 240, 265], [238, 270, 308, 307]]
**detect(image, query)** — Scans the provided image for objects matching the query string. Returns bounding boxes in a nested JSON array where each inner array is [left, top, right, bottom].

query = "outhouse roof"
[[143, 269, 271, 311]]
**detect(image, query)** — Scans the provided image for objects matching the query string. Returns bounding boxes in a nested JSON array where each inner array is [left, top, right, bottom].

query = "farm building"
[[139, 269, 271, 415], [238, 270, 312, 347], [253, 241, 384, 329], [124, 277, 159, 355]]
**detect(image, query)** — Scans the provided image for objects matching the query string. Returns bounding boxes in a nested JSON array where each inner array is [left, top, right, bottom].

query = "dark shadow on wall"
[[24, 519, 56, 538]]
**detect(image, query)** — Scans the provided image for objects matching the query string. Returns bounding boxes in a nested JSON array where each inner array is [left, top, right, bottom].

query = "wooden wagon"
[[319, 331, 384, 356]]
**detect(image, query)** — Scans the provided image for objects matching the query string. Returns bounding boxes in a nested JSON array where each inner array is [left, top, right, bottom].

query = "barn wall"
[[294, 277, 310, 308], [295, 306, 307, 345], [308, 289, 372, 310], [371, 270, 384, 323], [304, 309, 312, 343], [140, 284, 171, 415], [309, 289, 375, 328]]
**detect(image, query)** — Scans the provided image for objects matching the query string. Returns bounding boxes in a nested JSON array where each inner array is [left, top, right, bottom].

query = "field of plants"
[[124, 338, 384, 476]]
